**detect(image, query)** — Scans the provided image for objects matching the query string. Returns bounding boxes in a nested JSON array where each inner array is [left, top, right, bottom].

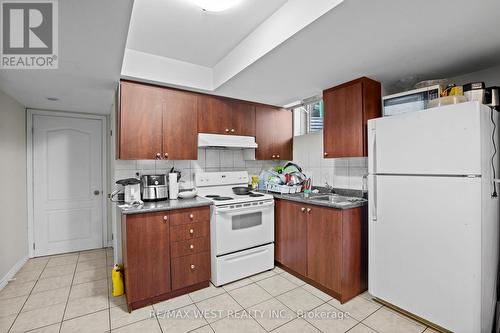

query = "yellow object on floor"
[[111, 264, 124, 297]]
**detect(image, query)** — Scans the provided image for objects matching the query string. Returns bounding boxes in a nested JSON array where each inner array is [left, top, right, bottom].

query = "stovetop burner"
[[249, 193, 264, 197], [212, 196, 234, 201]]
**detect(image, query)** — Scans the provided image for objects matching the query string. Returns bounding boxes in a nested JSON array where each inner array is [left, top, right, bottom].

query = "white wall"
[[292, 131, 367, 189], [0, 90, 28, 287], [449, 65, 500, 87]]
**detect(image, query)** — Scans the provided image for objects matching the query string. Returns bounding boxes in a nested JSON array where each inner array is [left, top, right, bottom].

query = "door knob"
[[93, 190, 100, 196]]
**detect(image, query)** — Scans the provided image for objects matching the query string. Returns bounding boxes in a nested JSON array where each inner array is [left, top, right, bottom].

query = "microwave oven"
[[382, 85, 442, 116]]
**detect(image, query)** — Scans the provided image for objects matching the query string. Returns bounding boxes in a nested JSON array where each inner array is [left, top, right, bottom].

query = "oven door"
[[213, 200, 274, 256]]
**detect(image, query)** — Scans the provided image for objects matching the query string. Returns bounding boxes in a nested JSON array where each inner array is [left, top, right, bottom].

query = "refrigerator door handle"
[[369, 126, 377, 174], [369, 175, 377, 221]]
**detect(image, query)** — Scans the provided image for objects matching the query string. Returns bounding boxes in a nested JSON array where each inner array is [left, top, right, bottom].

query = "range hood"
[[198, 133, 258, 149]]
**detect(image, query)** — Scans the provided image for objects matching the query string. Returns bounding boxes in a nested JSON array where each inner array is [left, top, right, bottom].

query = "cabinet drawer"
[[171, 237, 210, 258], [171, 252, 210, 290], [170, 221, 209, 242], [170, 207, 210, 226]]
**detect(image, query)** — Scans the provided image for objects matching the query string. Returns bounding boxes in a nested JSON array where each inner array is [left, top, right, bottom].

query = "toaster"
[[141, 174, 168, 201]]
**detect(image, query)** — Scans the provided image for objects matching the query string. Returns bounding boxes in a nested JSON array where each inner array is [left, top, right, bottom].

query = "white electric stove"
[[195, 171, 275, 286]]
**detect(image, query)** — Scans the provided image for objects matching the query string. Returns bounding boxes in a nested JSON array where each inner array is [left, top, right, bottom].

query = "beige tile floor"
[[0, 248, 440, 333]]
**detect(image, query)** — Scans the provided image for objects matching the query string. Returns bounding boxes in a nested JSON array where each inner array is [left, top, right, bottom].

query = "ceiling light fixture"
[[191, 0, 244, 12]]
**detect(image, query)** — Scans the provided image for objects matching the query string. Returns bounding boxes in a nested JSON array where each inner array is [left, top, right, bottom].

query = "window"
[[293, 100, 324, 136]]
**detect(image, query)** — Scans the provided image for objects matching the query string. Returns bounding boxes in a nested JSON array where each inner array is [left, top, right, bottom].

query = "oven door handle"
[[215, 201, 274, 214]]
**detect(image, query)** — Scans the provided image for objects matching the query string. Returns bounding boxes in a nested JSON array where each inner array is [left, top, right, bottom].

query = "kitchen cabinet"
[[118, 81, 198, 160], [197, 96, 256, 136], [323, 77, 381, 158], [121, 206, 210, 311], [275, 199, 367, 303], [255, 106, 293, 160], [275, 200, 307, 276]]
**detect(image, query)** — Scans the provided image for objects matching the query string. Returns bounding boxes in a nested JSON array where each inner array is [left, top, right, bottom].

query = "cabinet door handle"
[[307, 208, 312, 213], [301, 207, 306, 212], [190, 264, 196, 270], [276, 154, 280, 159], [189, 213, 194, 219], [189, 244, 194, 250], [163, 216, 168, 222], [225, 128, 230, 133], [155, 153, 161, 159], [189, 228, 194, 234], [230, 129, 235, 133], [324, 152, 328, 157], [164, 152, 169, 159], [272, 155, 276, 158]]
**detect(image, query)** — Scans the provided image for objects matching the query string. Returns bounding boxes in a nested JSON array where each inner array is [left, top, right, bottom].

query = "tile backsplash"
[[113, 149, 281, 189], [292, 131, 368, 190]]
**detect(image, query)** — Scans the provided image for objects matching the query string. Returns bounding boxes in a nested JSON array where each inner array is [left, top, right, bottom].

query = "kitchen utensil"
[[427, 95, 467, 108], [169, 167, 182, 181], [463, 82, 486, 102], [169, 173, 179, 199], [115, 178, 141, 203], [178, 188, 198, 199], [141, 174, 168, 201], [232, 186, 252, 195]]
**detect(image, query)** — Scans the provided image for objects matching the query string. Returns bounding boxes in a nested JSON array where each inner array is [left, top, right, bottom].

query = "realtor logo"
[[1, 0, 58, 69]]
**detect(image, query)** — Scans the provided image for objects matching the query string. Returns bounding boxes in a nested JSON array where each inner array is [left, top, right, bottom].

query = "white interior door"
[[368, 174, 482, 332], [33, 115, 103, 256]]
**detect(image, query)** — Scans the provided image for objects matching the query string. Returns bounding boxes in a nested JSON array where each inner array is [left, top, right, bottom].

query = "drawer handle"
[[189, 213, 194, 219], [301, 207, 305, 212], [189, 229, 194, 234], [190, 264, 196, 270], [190, 244, 194, 249], [307, 208, 312, 213], [163, 216, 168, 222]]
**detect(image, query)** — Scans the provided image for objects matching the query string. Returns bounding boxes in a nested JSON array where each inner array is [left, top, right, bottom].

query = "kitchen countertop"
[[258, 188, 367, 210], [117, 197, 212, 215]]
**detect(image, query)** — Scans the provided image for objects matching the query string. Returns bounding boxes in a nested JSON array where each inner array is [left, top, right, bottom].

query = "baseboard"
[[0, 255, 29, 291]]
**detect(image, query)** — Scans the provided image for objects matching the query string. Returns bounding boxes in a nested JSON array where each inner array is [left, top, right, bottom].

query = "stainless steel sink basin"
[[308, 194, 366, 205]]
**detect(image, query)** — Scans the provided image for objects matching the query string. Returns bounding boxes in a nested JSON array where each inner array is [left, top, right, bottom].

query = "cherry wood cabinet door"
[[125, 212, 171, 303], [197, 95, 232, 134], [119, 81, 163, 159], [274, 108, 293, 160], [163, 89, 198, 160], [275, 200, 307, 276], [306, 206, 341, 293], [255, 106, 276, 160], [232, 102, 255, 136]]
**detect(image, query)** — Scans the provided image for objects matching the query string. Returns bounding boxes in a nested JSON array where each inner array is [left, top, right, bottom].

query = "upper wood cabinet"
[[118, 81, 198, 160], [197, 95, 233, 135], [119, 81, 163, 160], [197, 96, 256, 136], [323, 77, 381, 158], [255, 106, 293, 160]]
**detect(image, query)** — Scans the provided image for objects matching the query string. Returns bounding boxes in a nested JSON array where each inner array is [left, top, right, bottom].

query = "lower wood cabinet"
[[121, 206, 210, 311], [275, 199, 367, 303]]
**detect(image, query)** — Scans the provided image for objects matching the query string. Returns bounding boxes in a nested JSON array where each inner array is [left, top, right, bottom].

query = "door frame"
[[27, 109, 108, 258]]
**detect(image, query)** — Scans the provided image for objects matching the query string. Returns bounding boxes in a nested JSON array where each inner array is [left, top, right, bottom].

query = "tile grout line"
[[7, 257, 50, 333], [58, 251, 80, 333]]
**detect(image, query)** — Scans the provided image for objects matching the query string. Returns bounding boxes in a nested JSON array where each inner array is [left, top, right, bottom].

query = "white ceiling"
[[126, 0, 287, 67], [215, 0, 500, 105], [0, 0, 133, 114]]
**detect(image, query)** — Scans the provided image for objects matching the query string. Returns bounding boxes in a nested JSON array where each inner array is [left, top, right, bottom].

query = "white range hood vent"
[[198, 133, 258, 149]]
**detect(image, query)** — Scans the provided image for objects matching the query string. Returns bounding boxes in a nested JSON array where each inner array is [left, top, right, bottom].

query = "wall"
[[449, 64, 500, 87], [0, 90, 28, 288], [114, 149, 280, 188], [292, 130, 367, 189]]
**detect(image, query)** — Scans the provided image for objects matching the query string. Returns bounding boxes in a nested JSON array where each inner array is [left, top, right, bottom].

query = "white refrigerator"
[[368, 101, 499, 333]]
